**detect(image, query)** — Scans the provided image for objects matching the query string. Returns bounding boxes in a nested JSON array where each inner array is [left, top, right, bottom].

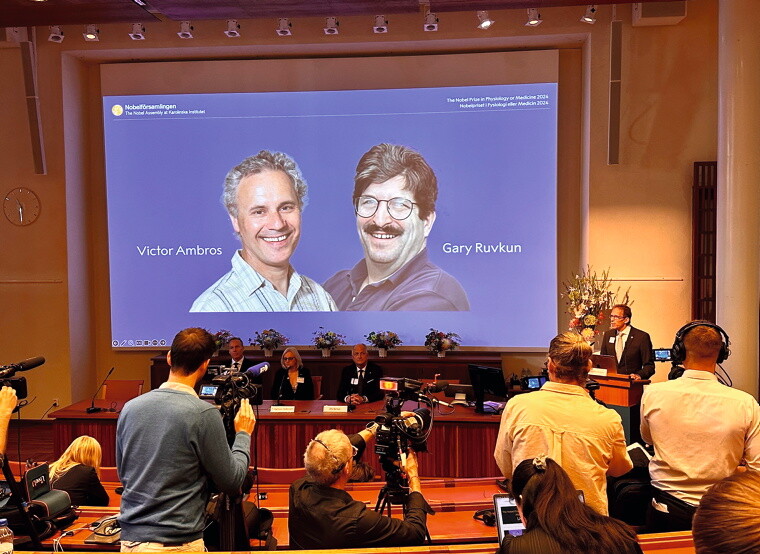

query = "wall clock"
[[4, 187, 41, 226]]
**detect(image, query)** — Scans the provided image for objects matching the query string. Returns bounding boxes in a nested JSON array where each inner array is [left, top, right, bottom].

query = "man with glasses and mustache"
[[289, 427, 430, 549], [324, 143, 469, 311], [600, 304, 655, 380], [191, 150, 336, 312]]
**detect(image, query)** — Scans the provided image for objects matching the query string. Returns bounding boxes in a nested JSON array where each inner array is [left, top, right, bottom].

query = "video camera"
[[372, 378, 434, 505], [0, 357, 45, 400], [199, 362, 268, 444]]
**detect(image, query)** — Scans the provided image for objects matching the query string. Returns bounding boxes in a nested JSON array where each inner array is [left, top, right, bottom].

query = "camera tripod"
[[373, 460, 432, 543]]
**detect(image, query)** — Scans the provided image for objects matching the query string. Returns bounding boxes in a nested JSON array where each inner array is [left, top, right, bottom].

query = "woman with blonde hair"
[[49, 435, 109, 506], [270, 346, 315, 400]]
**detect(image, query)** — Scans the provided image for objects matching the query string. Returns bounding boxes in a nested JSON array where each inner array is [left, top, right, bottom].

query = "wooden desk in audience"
[[41, 477, 696, 552], [49, 399, 503, 476]]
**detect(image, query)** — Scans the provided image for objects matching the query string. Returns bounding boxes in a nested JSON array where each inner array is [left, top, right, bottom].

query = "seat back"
[[102, 379, 144, 400], [256, 467, 306, 484], [312, 375, 322, 400]]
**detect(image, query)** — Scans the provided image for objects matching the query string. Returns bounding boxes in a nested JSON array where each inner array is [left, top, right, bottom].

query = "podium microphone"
[[86, 367, 115, 414]]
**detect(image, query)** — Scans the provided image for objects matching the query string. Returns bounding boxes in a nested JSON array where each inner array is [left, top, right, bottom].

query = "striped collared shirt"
[[190, 251, 337, 312]]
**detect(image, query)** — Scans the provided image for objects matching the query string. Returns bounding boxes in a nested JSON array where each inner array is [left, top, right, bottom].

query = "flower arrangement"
[[562, 266, 629, 343], [424, 328, 461, 353], [249, 329, 289, 351], [212, 329, 233, 351], [365, 331, 403, 351], [312, 327, 346, 351]]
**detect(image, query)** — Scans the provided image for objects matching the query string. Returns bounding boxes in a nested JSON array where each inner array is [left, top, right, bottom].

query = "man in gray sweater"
[[116, 327, 255, 552]]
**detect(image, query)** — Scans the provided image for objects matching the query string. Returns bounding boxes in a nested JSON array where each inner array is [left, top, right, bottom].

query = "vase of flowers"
[[365, 331, 402, 357], [250, 329, 289, 358], [212, 329, 233, 356], [424, 328, 461, 357], [562, 266, 629, 345], [312, 327, 346, 357]]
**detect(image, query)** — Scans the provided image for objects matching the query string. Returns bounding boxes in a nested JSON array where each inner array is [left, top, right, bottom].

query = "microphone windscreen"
[[245, 362, 269, 377], [17, 357, 45, 371]]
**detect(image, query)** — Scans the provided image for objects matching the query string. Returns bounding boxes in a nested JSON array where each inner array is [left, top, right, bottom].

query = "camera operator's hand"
[[0, 387, 17, 419], [403, 450, 422, 494], [234, 398, 256, 435], [0, 386, 17, 456]]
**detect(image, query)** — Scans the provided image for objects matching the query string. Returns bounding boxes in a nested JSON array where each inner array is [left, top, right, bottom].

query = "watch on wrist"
[[365, 422, 379, 435]]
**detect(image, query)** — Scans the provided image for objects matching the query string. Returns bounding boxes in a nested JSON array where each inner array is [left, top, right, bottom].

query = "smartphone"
[[493, 493, 524, 542]]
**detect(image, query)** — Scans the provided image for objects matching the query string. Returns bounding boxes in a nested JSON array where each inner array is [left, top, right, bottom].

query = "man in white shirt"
[[599, 304, 655, 380], [227, 337, 251, 373], [640, 321, 760, 531]]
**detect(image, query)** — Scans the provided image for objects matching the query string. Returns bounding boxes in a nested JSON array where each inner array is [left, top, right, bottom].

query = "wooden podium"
[[590, 371, 649, 443], [592, 372, 649, 407]]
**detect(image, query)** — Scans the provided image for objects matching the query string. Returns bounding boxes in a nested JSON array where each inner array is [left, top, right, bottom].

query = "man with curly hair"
[[191, 150, 336, 312]]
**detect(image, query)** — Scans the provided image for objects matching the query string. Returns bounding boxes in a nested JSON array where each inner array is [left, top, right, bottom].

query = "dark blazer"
[[600, 326, 655, 379], [336, 361, 384, 403], [231, 357, 263, 384], [271, 367, 314, 400], [288, 476, 427, 549], [50, 463, 109, 507]]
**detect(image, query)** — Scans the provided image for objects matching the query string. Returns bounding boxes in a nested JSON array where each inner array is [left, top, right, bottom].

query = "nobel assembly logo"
[[111, 104, 124, 116]]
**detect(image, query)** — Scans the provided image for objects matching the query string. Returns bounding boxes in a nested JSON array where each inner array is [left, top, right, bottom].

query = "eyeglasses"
[[609, 315, 626, 320], [283, 356, 297, 361], [354, 195, 417, 220]]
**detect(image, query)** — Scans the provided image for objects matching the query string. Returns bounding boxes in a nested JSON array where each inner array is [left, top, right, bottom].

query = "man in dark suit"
[[227, 336, 264, 385], [600, 304, 655, 380], [336, 344, 384, 404]]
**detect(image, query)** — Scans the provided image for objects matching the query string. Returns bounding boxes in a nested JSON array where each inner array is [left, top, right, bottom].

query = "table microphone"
[[86, 367, 115, 414]]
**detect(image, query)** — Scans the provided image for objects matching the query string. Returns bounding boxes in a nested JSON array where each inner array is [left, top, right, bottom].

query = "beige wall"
[[0, 2, 718, 417]]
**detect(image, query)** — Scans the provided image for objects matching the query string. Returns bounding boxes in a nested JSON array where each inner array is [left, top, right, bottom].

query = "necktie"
[[233, 361, 239, 371], [615, 332, 625, 363], [357, 369, 365, 395]]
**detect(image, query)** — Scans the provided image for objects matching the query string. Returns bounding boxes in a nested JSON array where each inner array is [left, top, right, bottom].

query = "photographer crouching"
[[288, 423, 430, 549]]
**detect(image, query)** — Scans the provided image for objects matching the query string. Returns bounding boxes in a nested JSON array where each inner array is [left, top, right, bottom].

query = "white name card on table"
[[323, 405, 349, 413], [589, 367, 608, 377], [270, 405, 295, 413]]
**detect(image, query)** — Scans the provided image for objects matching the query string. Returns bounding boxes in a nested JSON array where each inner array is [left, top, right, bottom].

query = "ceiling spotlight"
[[373, 15, 388, 34], [177, 21, 194, 39], [83, 24, 99, 41], [276, 18, 292, 36], [224, 19, 240, 38], [476, 11, 494, 30], [129, 23, 146, 40], [580, 5, 597, 24], [525, 8, 542, 26], [323, 17, 339, 35], [48, 25, 64, 43], [423, 11, 439, 32]]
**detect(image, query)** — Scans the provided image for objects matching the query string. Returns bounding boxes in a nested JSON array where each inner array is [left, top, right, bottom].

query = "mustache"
[[362, 222, 403, 235]]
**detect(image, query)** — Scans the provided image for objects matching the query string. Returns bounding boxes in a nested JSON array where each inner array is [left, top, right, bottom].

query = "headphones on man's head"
[[671, 321, 731, 364]]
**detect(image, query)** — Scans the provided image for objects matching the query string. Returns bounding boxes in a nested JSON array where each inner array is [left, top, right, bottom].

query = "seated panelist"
[[271, 347, 314, 400], [336, 344, 384, 405]]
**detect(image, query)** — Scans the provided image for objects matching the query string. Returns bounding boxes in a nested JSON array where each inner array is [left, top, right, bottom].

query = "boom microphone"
[[0, 356, 46, 378]]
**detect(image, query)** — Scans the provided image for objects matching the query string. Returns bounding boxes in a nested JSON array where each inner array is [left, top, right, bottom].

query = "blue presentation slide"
[[103, 83, 558, 348]]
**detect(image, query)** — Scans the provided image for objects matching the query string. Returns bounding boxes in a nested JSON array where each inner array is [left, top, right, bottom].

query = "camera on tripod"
[[374, 378, 432, 459]]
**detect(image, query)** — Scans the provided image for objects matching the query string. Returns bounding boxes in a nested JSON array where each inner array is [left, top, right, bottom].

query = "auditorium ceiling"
[[1, 0, 688, 28]]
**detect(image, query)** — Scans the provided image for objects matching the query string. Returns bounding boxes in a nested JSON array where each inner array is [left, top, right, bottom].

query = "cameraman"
[[116, 328, 255, 552], [289, 425, 429, 549]]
